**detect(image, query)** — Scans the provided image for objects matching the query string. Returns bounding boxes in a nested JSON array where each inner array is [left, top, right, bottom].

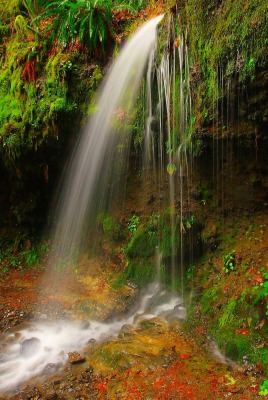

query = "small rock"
[[147, 194, 156, 204], [42, 363, 60, 375], [118, 324, 134, 338], [68, 351, 86, 364], [45, 388, 58, 400], [51, 377, 61, 385], [20, 337, 41, 358], [80, 320, 91, 330], [87, 338, 96, 344], [242, 355, 249, 364]]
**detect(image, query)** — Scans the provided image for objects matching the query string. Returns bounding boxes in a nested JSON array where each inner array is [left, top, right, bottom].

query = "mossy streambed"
[[0, 250, 267, 399]]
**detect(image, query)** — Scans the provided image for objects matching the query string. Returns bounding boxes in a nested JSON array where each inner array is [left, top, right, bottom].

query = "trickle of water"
[[0, 283, 184, 393], [48, 15, 164, 267]]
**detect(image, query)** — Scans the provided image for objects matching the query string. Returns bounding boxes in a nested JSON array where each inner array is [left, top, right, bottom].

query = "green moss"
[[158, 208, 181, 258], [49, 97, 67, 116], [180, 0, 268, 128], [125, 259, 155, 288], [102, 215, 125, 241], [200, 287, 219, 316], [219, 298, 237, 328], [0, 4, 104, 225], [125, 228, 157, 259]]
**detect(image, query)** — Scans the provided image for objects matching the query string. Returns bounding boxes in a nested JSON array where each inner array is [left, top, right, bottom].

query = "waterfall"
[[0, 15, 196, 394], [48, 15, 164, 268], [142, 20, 193, 298]]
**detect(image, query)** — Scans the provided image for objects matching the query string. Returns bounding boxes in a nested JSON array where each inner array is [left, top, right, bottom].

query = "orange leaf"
[[95, 382, 107, 393], [235, 328, 249, 335], [180, 354, 190, 359]]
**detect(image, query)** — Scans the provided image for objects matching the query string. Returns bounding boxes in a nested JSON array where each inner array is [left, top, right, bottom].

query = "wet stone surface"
[[20, 337, 42, 358], [68, 351, 86, 364]]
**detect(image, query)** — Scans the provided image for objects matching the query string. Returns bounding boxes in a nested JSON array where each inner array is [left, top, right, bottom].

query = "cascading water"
[[48, 15, 164, 268], [0, 15, 187, 394], [142, 19, 194, 299]]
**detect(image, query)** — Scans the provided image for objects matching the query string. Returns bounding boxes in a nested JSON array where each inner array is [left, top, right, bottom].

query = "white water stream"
[[48, 15, 163, 266], [0, 15, 183, 393], [0, 283, 184, 392]]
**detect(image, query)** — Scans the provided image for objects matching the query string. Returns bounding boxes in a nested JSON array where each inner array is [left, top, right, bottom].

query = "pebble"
[[68, 351, 86, 364]]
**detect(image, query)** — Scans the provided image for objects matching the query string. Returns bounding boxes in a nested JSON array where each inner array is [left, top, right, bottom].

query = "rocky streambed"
[[0, 259, 266, 399]]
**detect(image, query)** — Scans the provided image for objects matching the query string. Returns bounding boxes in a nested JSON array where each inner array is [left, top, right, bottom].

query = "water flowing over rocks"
[[0, 2, 267, 398], [20, 337, 42, 358]]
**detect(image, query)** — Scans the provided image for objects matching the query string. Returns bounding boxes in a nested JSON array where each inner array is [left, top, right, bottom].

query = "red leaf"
[[180, 354, 190, 359], [95, 381, 107, 393], [235, 328, 249, 335]]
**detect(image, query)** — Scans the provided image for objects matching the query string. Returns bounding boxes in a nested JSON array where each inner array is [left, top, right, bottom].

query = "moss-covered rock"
[[125, 228, 157, 259], [179, 0, 268, 136], [102, 215, 126, 241]]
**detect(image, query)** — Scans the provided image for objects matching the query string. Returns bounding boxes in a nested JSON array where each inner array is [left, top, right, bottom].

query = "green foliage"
[[200, 287, 219, 315], [182, 0, 268, 127], [102, 215, 125, 241], [23, 245, 41, 266], [127, 214, 140, 233], [186, 264, 195, 280], [184, 214, 195, 230], [253, 279, 268, 316], [117, 0, 148, 12], [0, 232, 48, 273], [124, 259, 155, 287], [167, 163, 177, 176], [218, 298, 237, 328], [223, 249, 235, 274], [35, 0, 114, 52], [219, 333, 248, 362], [147, 213, 160, 237], [0, 0, 103, 224], [132, 86, 146, 150], [157, 208, 181, 259], [259, 380, 268, 396], [125, 228, 157, 259]]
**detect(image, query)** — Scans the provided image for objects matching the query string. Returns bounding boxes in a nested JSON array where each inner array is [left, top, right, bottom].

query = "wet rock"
[[0, 342, 7, 353], [20, 337, 41, 358], [147, 194, 156, 204], [45, 388, 58, 400], [80, 320, 91, 330], [42, 362, 60, 375], [138, 317, 167, 330], [118, 324, 135, 338], [51, 377, 61, 385], [68, 351, 86, 364], [127, 281, 137, 289], [87, 338, 96, 344], [242, 355, 250, 365]]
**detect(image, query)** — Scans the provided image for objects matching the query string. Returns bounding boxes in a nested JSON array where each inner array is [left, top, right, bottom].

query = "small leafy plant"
[[259, 380, 268, 396], [223, 249, 236, 274], [167, 163, 177, 176], [127, 215, 140, 233]]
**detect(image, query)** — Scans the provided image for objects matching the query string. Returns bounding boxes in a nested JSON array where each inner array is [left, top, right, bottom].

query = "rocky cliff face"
[[0, 0, 267, 228]]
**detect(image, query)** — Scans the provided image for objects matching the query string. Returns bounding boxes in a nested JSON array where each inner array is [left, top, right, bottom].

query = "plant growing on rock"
[[127, 214, 140, 233], [34, 0, 116, 52], [223, 249, 235, 274]]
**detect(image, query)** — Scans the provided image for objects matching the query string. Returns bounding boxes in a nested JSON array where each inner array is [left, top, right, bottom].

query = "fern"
[[35, 0, 114, 52], [115, 0, 148, 12]]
